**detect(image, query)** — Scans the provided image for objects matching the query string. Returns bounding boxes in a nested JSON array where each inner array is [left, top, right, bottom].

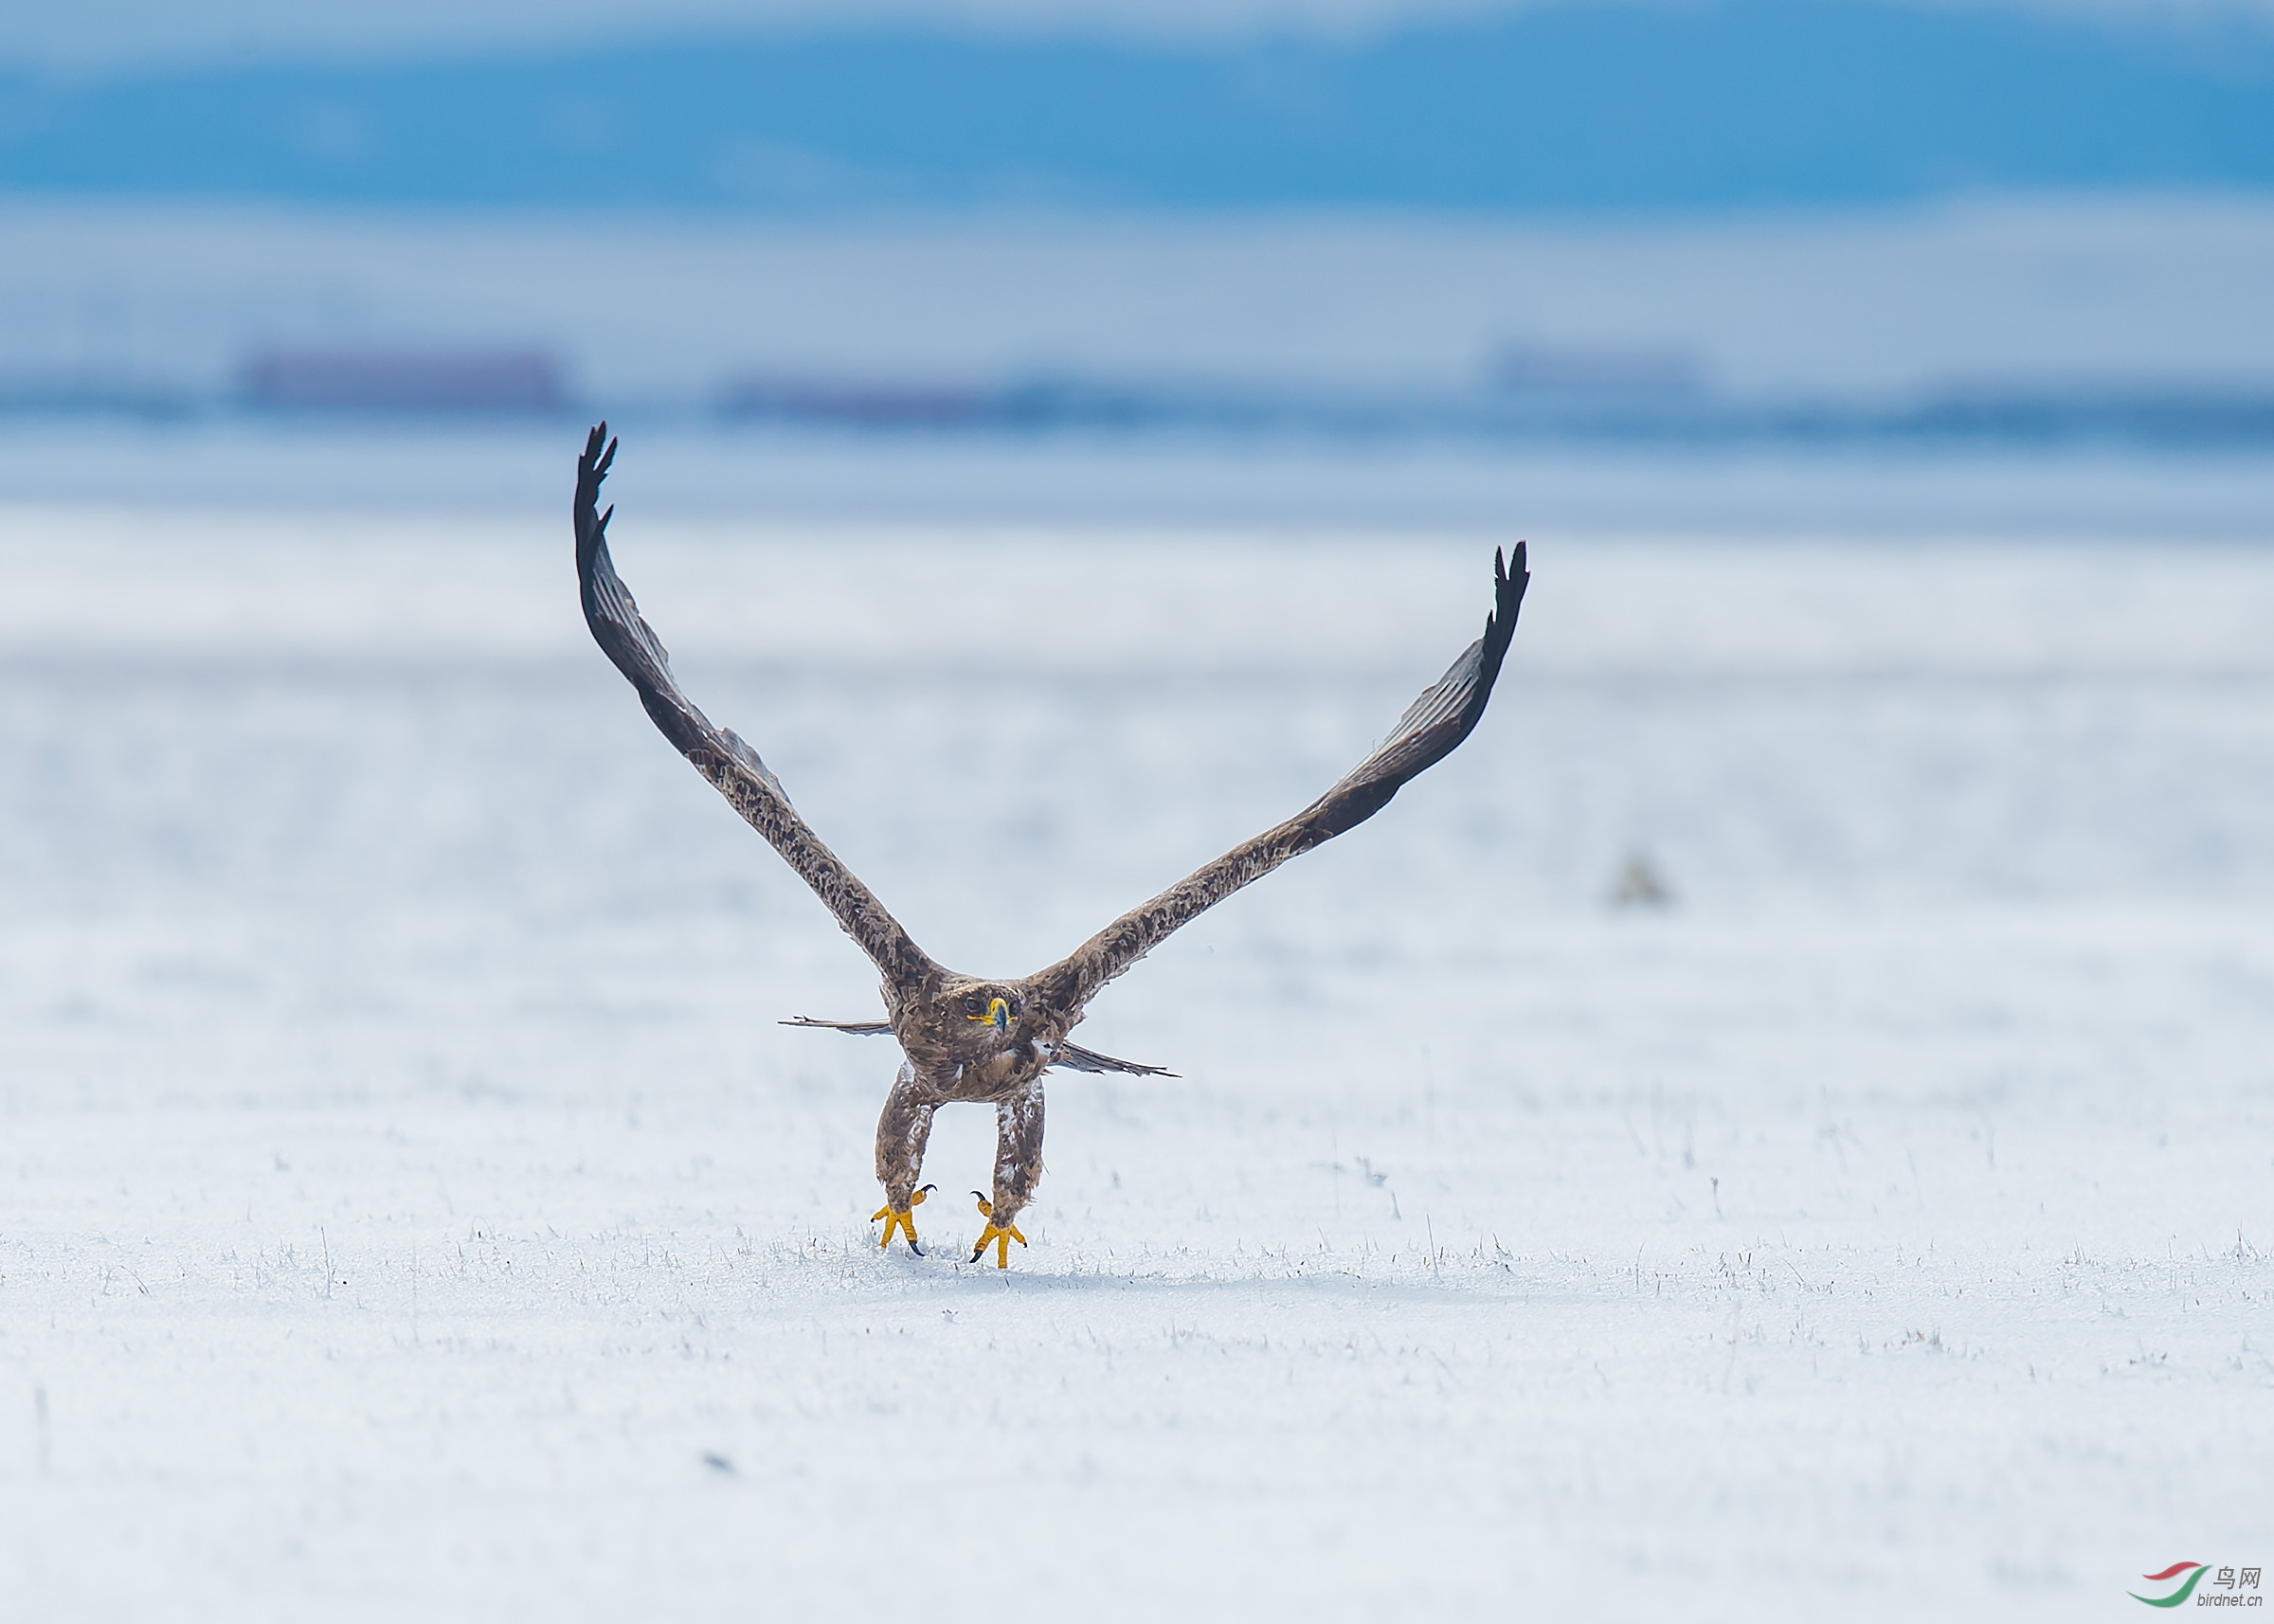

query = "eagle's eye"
[[960, 995, 982, 1015]]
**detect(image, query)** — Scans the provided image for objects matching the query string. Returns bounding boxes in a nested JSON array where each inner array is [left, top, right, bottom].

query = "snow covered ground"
[[1, 441, 2270, 1619]]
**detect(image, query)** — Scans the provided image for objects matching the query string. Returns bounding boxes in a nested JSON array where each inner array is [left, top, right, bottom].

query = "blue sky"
[[3, 0, 2271, 211]]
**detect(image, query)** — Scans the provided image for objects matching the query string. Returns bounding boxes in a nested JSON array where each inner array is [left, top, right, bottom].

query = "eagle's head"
[[938, 983, 1023, 1058]]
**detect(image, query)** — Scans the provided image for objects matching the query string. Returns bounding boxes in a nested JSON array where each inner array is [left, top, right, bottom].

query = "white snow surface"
[[2, 484, 2271, 1619]]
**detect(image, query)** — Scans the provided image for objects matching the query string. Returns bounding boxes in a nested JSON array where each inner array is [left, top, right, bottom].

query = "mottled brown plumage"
[[573, 424, 1528, 1263]]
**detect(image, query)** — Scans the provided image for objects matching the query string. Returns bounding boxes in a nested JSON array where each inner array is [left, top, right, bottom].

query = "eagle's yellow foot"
[[968, 1193, 1028, 1269], [872, 1183, 936, 1254]]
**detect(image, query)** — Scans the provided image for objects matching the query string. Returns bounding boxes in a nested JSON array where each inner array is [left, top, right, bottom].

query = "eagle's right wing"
[[576, 424, 937, 996], [1042, 1040, 1178, 1078], [1028, 544, 1526, 1016]]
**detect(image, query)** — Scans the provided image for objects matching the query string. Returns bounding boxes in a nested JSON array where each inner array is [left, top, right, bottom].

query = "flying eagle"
[[574, 424, 1527, 1266]]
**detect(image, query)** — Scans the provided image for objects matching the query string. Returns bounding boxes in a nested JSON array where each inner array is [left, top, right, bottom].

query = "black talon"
[[906, 1185, 936, 1254]]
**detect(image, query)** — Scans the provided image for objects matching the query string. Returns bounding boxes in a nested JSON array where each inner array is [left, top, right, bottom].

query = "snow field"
[[1, 492, 2270, 1619]]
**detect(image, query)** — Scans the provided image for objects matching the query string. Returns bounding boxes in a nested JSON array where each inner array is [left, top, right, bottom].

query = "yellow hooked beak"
[[968, 996, 1010, 1030]]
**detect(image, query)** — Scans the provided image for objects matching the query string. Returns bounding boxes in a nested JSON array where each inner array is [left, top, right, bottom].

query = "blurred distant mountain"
[[2, 0, 2270, 210]]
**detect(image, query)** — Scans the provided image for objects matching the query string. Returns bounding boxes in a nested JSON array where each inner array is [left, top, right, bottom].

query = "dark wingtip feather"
[[1475, 539, 1527, 686], [573, 424, 617, 570]]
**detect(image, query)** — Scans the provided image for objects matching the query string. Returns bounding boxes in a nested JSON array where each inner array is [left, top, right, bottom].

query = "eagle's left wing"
[[779, 1017, 894, 1037], [576, 424, 938, 996], [1028, 544, 1526, 1015]]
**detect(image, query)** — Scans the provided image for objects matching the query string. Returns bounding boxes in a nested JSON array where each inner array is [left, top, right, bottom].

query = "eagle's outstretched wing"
[[1042, 1039, 1178, 1078], [1030, 543, 1527, 1014], [780, 1017, 1175, 1076], [576, 424, 937, 995]]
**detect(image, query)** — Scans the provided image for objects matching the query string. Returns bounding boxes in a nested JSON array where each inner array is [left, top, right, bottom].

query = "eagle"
[[574, 424, 1528, 1267]]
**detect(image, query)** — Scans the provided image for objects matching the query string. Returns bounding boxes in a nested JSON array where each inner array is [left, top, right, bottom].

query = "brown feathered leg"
[[872, 1062, 939, 1254], [971, 1080, 1044, 1268]]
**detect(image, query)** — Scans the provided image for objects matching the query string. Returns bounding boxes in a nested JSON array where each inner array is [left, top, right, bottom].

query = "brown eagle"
[[574, 424, 1528, 1266]]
